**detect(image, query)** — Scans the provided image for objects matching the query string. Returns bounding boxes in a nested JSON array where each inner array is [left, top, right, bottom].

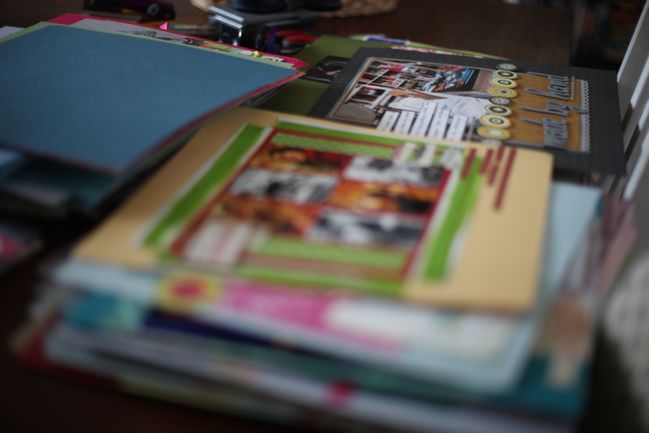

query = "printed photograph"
[[373, 76, 405, 88], [216, 197, 320, 235], [332, 71, 491, 134], [303, 56, 349, 84], [344, 156, 446, 187], [328, 180, 439, 216], [348, 85, 389, 106], [356, 59, 482, 95], [249, 145, 351, 174], [228, 168, 337, 204], [309, 209, 425, 249], [327, 57, 499, 139]]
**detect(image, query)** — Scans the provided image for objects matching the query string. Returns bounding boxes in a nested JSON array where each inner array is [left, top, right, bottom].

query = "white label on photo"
[[394, 111, 415, 135], [377, 111, 399, 131], [428, 109, 451, 139], [410, 101, 437, 137], [446, 115, 468, 141]]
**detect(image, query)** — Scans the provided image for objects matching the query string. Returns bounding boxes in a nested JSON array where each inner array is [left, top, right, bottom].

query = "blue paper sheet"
[[0, 24, 298, 173]]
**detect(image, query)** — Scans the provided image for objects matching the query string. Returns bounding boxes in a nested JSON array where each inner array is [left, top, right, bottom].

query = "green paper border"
[[421, 156, 483, 280], [143, 125, 265, 248], [275, 120, 421, 147], [250, 237, 407, 269]]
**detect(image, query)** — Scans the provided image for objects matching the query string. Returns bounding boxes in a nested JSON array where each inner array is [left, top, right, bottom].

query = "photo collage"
[[329, 58, 494, 142], [168, 128, 452, 278], [319, 53, 595, 159]]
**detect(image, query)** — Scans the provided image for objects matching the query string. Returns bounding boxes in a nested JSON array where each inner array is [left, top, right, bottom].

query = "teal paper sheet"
[[0, 23, 298, 173]]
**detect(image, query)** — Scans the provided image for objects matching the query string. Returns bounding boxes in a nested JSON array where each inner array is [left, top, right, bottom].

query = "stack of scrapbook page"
[[13, 102, 636, 433]]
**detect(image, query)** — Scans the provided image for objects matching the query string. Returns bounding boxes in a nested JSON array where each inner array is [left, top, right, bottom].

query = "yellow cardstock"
[[73, 107, 552, 312]]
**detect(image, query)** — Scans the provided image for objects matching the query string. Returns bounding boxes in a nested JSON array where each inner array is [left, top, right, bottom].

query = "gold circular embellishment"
[[489, 78, 517, 88], [489, 96, 512, 106], [485, 104, 512, 116], [480, 114, 511, 128], [477, 126, 511, 140], [487, 86, 518, 98], [494, 70, 519, 80]]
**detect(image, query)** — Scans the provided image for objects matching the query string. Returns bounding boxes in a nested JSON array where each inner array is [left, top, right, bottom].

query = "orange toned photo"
[[250, 145, 351, 174], [328, 180, 440, 216], [215, 196, 320, 235]]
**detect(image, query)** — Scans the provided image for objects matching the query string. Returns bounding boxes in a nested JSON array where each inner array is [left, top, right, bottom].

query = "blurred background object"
[[572, 0, 646, 68], [320, 0, 399, 16], [207, 0, 342, 51], [199, 0, 399, 16], [83, 0, 176, 21], [504, 0, 646, 69]]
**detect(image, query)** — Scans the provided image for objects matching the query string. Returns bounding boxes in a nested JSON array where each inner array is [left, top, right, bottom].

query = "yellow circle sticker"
[[485, 104, 512, 117], [477, 126, 511, 140], [480, 114, 511, 128], [494, 70, 519, 80], [488, 87, 518, 98], [489, 78, 518, 88]]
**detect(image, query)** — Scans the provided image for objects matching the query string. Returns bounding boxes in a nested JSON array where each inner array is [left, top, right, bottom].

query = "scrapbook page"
[[71, 108, 552, 311], [310, 48, 624, 175]]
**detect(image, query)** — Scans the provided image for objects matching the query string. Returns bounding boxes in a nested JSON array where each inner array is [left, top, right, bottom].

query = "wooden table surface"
[[0, 0, 572, 63], [2, 1, 642, 433]]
